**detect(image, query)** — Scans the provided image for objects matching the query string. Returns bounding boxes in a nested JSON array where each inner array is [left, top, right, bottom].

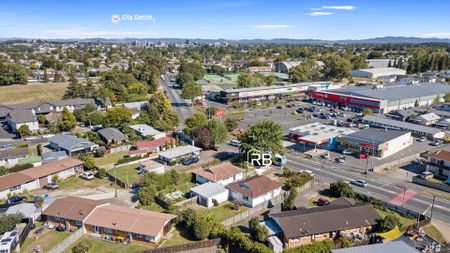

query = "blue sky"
[[1, 0, 450, 40]]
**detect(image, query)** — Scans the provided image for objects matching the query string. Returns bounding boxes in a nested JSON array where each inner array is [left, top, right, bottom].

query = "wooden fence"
[[47, 228, 84, 253], [140, 238, 220, 253]]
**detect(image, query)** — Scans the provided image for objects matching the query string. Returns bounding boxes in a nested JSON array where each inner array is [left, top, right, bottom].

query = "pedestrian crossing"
[[389, 190, 417, 206]]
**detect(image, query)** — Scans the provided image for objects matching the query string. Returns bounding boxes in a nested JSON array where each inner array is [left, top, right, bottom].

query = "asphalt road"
[[160, 74, 195, 129], [285, 153, 450, 223]]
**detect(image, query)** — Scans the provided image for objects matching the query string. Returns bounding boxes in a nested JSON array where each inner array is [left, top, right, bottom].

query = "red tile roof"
[[135, 136, 171, 150], [192, 162, 243, 182], [226, 175, 282, 198], [43, 196, 107, 221]]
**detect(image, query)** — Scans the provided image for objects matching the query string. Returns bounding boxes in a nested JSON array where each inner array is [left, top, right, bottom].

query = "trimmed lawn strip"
[[162, 226, 194, 247], [58, 176, 111, 189], [375, 208, 416, 228], [197, 203, 249, 221], [21, 230, 70, 253], [95, 151, 128, 167], [423, 224, 447, 245], [108, 164, 141, 185], [61, 235, 150, 253]]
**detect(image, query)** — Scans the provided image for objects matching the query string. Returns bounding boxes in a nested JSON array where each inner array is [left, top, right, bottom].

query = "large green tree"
[[289, 59, 321, 82], [179, 61, 205, 80], [181, 81, 202, 104], [103, 107, 132, 127], [322, 55, 352, 81], [59, 107, 77, 131], [238, 120, 284, 155], [185, 113, 208, 132], [140, 90, 179, 131], [207, 119, 228, 146]]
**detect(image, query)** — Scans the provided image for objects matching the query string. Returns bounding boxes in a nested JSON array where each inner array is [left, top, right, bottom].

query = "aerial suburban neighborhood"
[[0, 1, 449, 253]]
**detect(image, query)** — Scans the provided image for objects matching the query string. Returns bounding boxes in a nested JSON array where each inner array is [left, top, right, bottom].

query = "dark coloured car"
[[182, 156, 199, 165], [296, 108, 304, 113], [317, 198, 330, 206], [7, 196, 26, 204], [276, 106, 283, 109]]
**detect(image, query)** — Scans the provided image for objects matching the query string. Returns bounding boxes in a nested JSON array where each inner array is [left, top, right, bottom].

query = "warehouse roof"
[[343, 128, 410, 145], [328, 83, 450, 101], [352, 67, 405, 76], [363, 115, 442, 136]]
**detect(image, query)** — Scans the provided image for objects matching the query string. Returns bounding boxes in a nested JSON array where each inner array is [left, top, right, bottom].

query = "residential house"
[[413, 112, 441, 126], [130, 124, 166, 139], [130, 135, 173, 157], [158, 145, 201, 164], [270, 198, 380, 248], [226, 175, 282, 207], [0, 157, 84, 199], [388, 109, 417, 122], [190, 182, 229, 208], [42, 151, 68, 164], [0, 147, 29, 168], [425, 149, 450, 180], [98, 127, 128, 145], [43, 196, 176, 244], [192, 162, 243, 186], [6, 203, 40, 222], [49, 135, 98, 156], [6, 110, 39, 133], [139, 160, 165, 174]]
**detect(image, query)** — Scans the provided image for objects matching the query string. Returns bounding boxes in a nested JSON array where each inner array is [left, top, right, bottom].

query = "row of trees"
[[237, 72, 275, 88], [0, 59, 27, 85], [185, 113, 228, 149]]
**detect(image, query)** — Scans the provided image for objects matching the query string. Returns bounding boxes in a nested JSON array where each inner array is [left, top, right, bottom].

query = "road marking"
[[389, 190, 417, 206]]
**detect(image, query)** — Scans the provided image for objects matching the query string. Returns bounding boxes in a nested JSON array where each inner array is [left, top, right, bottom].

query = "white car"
[[80, 172, 95, 180], [417, 136, 427, 142], [300, 169, 315, 176], [351, 179, 368, 187], [342, 150, 354, 155], [229, 139, 241, 147]]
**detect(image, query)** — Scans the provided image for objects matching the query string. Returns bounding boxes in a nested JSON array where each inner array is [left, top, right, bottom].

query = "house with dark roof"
[[49, 135, 98, 156], [43, 196, 176, 244], [98, 127, 128, 145], [226, 175, 282, 207], [270, 198, 381, 248], [0, 147, 29, 168], [192, 162, 243, 185], [6, 110, 39, 133]]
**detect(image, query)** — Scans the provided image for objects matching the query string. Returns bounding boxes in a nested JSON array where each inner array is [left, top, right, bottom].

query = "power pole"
[[430, 194, 436, 220]]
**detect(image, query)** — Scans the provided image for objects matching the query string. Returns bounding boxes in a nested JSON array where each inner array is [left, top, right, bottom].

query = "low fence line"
[[47, 228, 84, 253], [412, 175, 450, 193], [140, 238, 221, 253]]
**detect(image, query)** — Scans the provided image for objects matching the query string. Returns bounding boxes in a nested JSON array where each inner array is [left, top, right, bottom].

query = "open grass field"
[[21, 230, 70, 253], [197, 202, 249, 221], [61, 235, 151, 253], [0, 82, 68, 104], [58, 175, 111, 189], [108, 164, 141, 185], [95, 151, 128, 167], [204, 73, 238, 85]]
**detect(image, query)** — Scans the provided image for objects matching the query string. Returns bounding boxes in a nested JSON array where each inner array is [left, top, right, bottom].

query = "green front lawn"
[[162, 226, 194, 247], [307, 195, 337, 208], [423, 224, 447, 245], [58, 176, 111, 189], [61, 235, 151, 253], [197, 202, 249, 221], [21, 230, 70, 253], [108, 164, 141, 185], [95, 151, 128, 167], [375, 208, 416, 228]]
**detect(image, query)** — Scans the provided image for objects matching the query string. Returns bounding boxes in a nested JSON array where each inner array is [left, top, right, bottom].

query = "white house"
[[0, 147, 29, 168], [414, 112, 441, 126], [192, 162, 243, 186], [130, 124, 166, 139], [190, 182, 229, 208], [139, 160, 165, 174], [6, 110, 39, 133], [226, 176, 282, 207]]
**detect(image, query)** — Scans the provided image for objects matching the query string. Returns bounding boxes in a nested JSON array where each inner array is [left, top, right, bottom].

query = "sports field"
[[0, 82, 68, 104]]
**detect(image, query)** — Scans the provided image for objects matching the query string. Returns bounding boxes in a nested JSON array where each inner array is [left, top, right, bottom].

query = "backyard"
[[375, 208, 416, 228], [21, 229, 70, 253], [108, 164, 141, 186], [61, 235, 151, 253], [58, 175, 111, 190], [197, 202, 249, 221], [95, 151, 129, 167], [0, 82, 68, 104]]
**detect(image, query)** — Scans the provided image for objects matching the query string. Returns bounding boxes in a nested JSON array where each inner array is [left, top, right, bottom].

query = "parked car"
[[351, 179, 368, 187], [31, 194, 49, 203], [417, 136, 427, 142], [276, 106, 283, 109], [0, 144, 12, 151], [182, 156, 199, 165], [229, 139, 240, 147], [80, 171, 95, 180], [45, 182, 59, 190], [296, 108, 304, 113], [299, 169, 315, 176], [342, 150, 354, 155], [316, 198, 330, 206], [7, 196, 26, 204], [321, 153, 330, 160], [335, 157, 345, 163], [431, 139, 443, 146]]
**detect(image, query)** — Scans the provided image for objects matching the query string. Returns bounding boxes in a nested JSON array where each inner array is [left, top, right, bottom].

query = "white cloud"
[[306, 11, 334, 16], [39, 28, 152, 38], [246, 24, 294, 29], [310, 8, 322, 11], [422, 32, 450, 38], [321, 5, 356, 10]]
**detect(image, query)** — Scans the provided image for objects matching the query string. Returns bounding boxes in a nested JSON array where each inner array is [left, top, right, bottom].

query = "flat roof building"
[[363, 115, 445, 139], [351, 67, 406, 79], [288, 122, 357, 150], [158, 145, 201, 164], [337, 128, 412, 159], [312, 82, 450, 113]]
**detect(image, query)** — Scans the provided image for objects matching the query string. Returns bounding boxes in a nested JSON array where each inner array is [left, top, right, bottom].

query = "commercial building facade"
[[336, 128, 412, 158], [312, 83, 450, 113]]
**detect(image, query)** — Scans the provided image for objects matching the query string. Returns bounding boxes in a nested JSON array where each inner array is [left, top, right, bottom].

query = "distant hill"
[[2, 36, 450, 45]]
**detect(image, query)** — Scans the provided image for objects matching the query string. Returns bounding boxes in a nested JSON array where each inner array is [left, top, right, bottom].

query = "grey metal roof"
[[331, 241, 419, 253], [363, 115, 442, 135], [0, 147, 28, 159], [330, 83, 450, 101], [343, 128, 410, 144], [98, 127, 128, 142], [7, 110, 36, 123], [42, 151, 68, 164], [130, 124, 163, 137], [6, 203, 37, 219], [49, 135, 98, 152], [224, 81, 332, 94], [190, 182, 228, 198], [158, 145, 201, 160]]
